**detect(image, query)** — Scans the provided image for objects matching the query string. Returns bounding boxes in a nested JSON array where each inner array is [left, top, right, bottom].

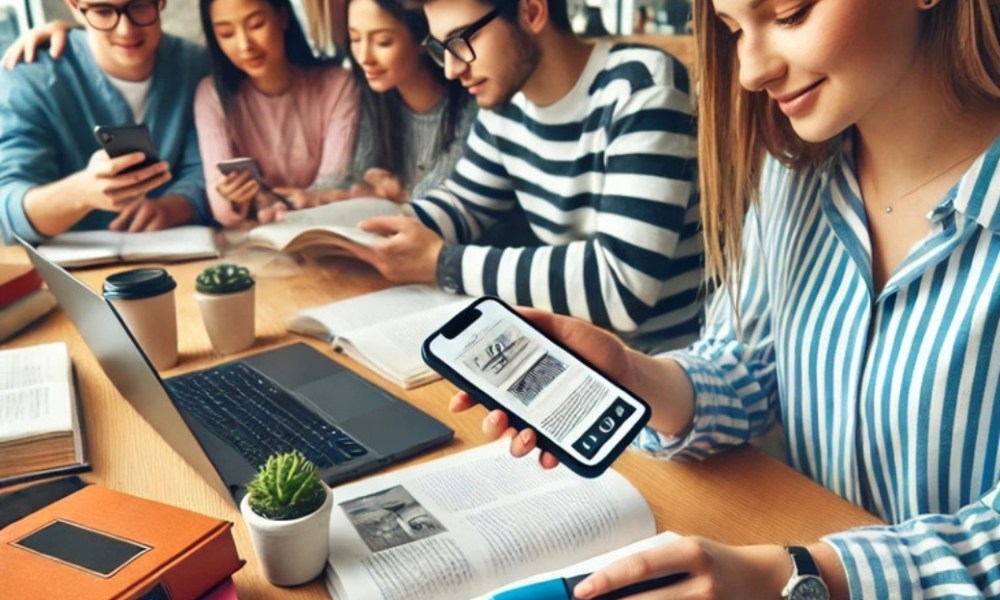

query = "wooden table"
[[0, 245, 881, 600]]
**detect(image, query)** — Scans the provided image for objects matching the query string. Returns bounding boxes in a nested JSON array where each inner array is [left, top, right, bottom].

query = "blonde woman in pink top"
[[195, 0, 360, 225]]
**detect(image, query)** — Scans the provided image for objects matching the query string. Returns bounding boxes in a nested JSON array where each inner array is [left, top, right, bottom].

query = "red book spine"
[[0, 269, 42, 308]]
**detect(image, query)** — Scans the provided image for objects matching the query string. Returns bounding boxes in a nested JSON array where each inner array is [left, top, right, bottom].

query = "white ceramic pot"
[[240, 482, 333, 586], [194, 286, 255, 355]]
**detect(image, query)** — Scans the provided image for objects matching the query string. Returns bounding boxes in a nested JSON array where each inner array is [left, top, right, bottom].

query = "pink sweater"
[[194, 65, 360, 226]]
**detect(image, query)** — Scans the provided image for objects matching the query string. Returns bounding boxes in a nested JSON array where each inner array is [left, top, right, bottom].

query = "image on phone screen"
[[423, 297, 650, 478]]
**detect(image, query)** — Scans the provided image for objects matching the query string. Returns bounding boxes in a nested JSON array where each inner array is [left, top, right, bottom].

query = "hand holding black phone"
[[93, 125, 160, 174], [422, 297, 651, 478]]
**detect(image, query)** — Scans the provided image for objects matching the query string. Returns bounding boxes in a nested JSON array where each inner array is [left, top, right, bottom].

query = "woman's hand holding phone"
[[215, 169, 261, 206], [449, 307, 638, 469]]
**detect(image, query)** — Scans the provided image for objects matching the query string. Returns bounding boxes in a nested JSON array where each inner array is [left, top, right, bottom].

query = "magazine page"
[[471, 530, 682, 600], [325, 441, 654, 600]]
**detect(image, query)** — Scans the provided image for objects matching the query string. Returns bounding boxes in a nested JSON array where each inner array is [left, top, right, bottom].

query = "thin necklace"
[[877, 149, 981, 214]]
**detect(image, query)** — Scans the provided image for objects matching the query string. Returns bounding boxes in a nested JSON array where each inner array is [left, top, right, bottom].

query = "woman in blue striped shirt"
[[454, 0, 1000, 598]]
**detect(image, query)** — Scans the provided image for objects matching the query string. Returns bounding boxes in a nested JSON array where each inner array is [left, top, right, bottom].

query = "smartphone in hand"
[[217, 157, 265, 183], [217, 157, 292, 208], [93, 124, 160, 174], [422, 297, 651, 478]]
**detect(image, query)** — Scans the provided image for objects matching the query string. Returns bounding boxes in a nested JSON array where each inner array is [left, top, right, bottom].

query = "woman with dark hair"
[[343, 0, 473, 202], [194, 0, 360, 225]]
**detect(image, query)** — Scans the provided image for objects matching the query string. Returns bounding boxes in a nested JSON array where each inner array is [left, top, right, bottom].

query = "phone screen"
[[424, 297, 650, 475], [93, 125, 159, 172]]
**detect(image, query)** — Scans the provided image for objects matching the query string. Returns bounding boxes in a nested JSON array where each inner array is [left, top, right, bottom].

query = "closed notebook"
[[0, 485, 244, 600], [36, 226, 219, 268]]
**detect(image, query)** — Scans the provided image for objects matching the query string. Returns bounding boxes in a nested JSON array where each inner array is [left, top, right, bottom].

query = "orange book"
[[0, 485, 244, 600]]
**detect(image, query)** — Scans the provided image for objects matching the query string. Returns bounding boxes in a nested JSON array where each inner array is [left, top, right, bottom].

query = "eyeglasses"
[[422, 3, 507, 67], [78, 0, 161, 31]]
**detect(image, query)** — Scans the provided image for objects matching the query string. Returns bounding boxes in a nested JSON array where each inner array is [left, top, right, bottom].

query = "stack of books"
[[0, 263, 56, 342]]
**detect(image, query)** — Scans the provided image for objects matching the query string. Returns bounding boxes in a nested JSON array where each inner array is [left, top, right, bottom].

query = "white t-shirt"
[[106, 73, 152, 123]]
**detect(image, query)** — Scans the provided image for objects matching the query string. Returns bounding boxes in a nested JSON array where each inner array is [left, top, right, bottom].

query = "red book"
[[0, 264, 43, 308]]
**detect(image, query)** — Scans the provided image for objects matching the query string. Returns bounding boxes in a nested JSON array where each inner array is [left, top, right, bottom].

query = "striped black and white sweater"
[[413, 41, 704, 353]]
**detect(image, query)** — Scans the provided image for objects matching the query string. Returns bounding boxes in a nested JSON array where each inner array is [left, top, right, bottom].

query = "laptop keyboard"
[[165, 361, 369, 470]]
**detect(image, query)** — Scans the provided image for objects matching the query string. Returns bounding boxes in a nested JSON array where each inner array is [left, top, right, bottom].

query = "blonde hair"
[[694, 0, 1000, 293]]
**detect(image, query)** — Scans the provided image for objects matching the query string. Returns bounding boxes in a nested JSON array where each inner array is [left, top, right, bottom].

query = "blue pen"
[[491, 571, 687, 600]]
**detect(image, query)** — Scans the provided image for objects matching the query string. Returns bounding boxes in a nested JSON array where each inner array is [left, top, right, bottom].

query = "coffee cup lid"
[[102, 268, 177, 300]]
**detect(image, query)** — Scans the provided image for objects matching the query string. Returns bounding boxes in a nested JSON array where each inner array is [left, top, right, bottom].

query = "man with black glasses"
[[0, 0, 209, 243], [352, 0, 703, 353]]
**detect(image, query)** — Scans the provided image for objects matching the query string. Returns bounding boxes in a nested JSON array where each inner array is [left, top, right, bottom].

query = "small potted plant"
[[194, 263, 255, 354], [240, 450, 333, 586]]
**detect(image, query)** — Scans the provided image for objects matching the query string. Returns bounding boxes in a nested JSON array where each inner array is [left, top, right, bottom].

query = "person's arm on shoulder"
[[2, 20, 75, 70]]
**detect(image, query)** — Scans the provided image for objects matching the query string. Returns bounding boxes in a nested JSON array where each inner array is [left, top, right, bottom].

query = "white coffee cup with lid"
[[102, 268, 178, 371]]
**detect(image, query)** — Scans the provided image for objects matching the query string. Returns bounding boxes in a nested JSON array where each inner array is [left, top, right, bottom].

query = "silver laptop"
[[18, 237, 454, 504]]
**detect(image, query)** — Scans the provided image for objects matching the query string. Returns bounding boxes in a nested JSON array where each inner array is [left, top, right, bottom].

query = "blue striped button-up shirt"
[[639, 133, 1000, 597]]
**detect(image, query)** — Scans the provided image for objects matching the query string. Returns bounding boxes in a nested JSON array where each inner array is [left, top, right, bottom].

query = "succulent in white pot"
[[194, 263, 255, 354], [240, 450, 333, 586]]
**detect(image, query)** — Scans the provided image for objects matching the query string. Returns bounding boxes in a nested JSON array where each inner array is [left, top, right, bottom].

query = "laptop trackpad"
[[296, 371, 392, 422]]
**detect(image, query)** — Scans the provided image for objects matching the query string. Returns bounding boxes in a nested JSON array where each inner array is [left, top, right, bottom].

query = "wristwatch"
[[781, 546, 829, 600]]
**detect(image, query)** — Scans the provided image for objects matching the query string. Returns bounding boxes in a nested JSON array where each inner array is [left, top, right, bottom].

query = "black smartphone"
[[93, 124, 160, 174], [217, 156, 265, 183], [422, 296, 651, 478]]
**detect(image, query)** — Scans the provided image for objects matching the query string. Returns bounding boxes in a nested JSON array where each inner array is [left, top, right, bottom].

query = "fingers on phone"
[[106, 169, 171, 203], [511, 428, 538, 458]]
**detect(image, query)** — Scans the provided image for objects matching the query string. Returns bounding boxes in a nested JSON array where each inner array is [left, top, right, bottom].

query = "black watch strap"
[[436, 243, 465, 295], [786, 546, 821, 577]]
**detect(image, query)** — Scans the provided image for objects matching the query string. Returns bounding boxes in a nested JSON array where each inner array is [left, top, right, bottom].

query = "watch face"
[[791, 576, 829, 600]]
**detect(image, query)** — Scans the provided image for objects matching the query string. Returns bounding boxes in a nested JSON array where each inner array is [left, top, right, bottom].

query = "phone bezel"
[[422, 296, 651, 478], [93, 125, 160, 173]]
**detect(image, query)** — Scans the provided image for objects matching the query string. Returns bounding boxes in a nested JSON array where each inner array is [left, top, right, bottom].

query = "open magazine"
[[325, 441, 656, 600], [288, 285, 472, 388], [247, 198, 410, 256]]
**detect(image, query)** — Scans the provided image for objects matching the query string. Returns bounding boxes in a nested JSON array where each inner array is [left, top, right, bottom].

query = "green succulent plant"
[[246, 450, 327, 520], [196, 263, 255, 294]]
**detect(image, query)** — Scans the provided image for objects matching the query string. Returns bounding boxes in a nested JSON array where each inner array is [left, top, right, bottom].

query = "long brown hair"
[[694, 0, 1000, 295]]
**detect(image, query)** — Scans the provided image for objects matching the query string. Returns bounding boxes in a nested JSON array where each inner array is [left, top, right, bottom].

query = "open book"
[[0, 342, 89, 486], [247, 198, 411, 255], [36, 226, 219, 268], [288, 285, 471, 388], [325, 441, 657, 600]]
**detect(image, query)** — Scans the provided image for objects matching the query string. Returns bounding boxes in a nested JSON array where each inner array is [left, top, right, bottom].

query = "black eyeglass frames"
[[78, 0, 161, 31], [422, 3, 508, 67]]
